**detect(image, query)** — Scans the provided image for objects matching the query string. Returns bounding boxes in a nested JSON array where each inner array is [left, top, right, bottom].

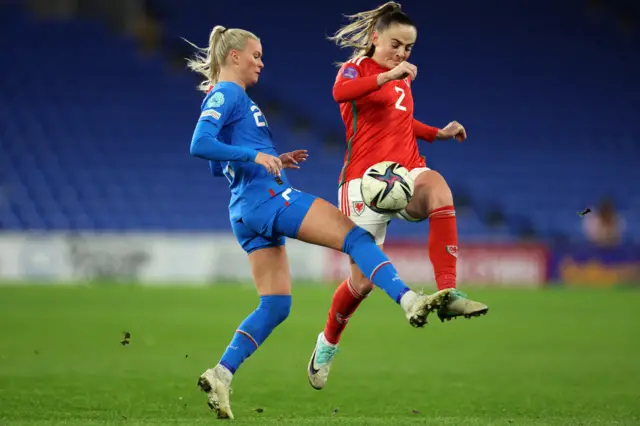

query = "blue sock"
[[219, 295, 291, 374], [342, 227, 411, 304]]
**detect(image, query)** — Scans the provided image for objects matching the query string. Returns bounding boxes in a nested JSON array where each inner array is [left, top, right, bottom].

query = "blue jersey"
[[193, 82, 292, 221]]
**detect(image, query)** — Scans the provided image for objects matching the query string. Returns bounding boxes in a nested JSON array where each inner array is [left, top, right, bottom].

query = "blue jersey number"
[[281, 188, 300, 201], [251, 105, 267, 127]]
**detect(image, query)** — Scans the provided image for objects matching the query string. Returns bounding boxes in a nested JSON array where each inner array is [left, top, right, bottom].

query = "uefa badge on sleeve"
[[207, 91, 225, 108], [343, 66, 358, 80]]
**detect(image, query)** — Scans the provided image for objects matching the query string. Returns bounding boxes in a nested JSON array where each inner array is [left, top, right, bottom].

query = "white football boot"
[[401, 288, 455, 327], [438, 289, 489, 322], [307, 332, 339, 390], [197, 364, 234, 419]]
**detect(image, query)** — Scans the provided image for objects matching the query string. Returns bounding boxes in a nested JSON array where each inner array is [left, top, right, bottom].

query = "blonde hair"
[[184, 26, 259, 92], [328, 1, 414, 64]]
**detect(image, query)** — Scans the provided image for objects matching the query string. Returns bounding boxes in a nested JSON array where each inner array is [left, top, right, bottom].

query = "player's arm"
[[414, 119, 467, 142], [333, 70, 381, 104], [413, 119, 440, 143], [333, 61, 418, 103], [190, 121, 258, 162], [190, 88, 259, 162], [332, 63, 380, 103]]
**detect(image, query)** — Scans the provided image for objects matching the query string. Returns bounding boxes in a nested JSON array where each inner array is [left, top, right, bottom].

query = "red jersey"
[[333, 56, 438, 186]]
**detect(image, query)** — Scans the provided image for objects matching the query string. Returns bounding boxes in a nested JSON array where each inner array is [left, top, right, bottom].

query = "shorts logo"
[[200, 109, 221, 120], [206, 91, 225, 108], [343, 66, 358, 80], [446, 245, 459, 258], [353, 201, 365, 216]]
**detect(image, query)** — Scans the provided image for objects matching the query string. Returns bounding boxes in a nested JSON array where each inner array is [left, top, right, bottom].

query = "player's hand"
[[255, 152, 283, 176], [382, 61, 418, 83], [279, 149, 309, 169], [440, 121, 467, 142]]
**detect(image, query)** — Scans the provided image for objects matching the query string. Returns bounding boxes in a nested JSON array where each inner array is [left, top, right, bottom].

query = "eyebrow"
[[392, 38, 414, 46]]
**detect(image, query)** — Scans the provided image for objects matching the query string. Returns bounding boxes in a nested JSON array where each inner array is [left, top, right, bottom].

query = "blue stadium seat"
[[0, 2, 638, 243]]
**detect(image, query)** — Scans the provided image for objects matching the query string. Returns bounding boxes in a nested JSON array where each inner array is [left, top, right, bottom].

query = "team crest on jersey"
[[200, 109, 221, 120], [446, 245, 459, 258], [207, 91, 225, 108], [353, 201, 365, 216], [343, 66, 358, 79]]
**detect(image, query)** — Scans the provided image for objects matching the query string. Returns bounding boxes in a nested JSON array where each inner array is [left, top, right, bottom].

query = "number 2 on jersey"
[[394, 86, 407, 111], [251, 105, 267, 127]]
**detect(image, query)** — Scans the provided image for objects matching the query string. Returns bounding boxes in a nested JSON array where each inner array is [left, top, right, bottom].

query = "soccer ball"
[[360, 161, 414, 214]]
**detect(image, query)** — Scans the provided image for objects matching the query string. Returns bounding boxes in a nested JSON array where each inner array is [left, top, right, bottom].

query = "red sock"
[[428, 206, 458, 290], [323, 278, 366, 345]]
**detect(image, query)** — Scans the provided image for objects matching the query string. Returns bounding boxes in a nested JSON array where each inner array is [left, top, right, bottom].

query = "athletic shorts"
[[231, 188, 317, 254], [338, 167, 430, 245]]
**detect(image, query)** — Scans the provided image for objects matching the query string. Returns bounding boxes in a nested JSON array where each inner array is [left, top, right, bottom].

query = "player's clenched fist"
[[255, 152, 283, 176], [380, 61, 417, 84], [441, 121, 467, 142]]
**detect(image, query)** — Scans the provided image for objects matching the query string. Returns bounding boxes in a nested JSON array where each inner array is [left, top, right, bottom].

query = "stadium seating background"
[[1, 4, 638, 423], [1, 0, 638, 243]]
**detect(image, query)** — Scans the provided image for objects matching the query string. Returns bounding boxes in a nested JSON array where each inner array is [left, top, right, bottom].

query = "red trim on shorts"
[[340, 182, 347, 214], [344, 181, 351, 216]]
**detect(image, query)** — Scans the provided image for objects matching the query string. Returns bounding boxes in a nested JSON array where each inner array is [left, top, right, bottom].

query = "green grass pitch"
[[0, 283, 639, 425]]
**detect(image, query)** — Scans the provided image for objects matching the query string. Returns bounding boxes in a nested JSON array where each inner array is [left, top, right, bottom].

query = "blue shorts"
[[231, 189, 317, 254]]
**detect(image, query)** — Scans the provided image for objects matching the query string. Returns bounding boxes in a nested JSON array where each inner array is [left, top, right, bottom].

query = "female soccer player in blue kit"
[[186, 25, 454, 419]]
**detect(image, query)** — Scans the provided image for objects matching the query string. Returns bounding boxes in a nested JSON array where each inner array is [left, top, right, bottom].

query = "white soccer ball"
[[360, 161, 414, 214]]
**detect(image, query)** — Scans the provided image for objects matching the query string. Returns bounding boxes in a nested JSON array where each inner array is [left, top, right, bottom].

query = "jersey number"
[[394, 86, 407, 111], [281, 187, 300, 201], [251, 105, 267, 127]]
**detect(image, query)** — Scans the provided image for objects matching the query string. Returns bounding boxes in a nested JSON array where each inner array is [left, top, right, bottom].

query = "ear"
[[371, 31, 379, 46], [229, 49, 240, 65]]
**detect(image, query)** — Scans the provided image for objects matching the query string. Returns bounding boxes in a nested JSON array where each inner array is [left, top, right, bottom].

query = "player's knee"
[[258, 294, 292, 326], [341, 226, 374, 254], [415, 170, 447, 192], [414, 171, 453, 210], [352, 276, 374, 296]]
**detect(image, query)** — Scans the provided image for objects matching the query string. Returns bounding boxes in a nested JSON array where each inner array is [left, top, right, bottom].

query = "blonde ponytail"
[[185, 25, 259, 92]]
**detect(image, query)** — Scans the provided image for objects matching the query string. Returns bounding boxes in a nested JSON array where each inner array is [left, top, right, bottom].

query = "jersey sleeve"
[[413, 119, 439, 143], [332, 59, 381, 103], [199, 85, 239, 127], [190, 85, 259, 163]]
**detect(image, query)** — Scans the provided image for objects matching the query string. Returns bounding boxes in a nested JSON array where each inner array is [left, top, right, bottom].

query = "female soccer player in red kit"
[[308, 2, 489, 390]]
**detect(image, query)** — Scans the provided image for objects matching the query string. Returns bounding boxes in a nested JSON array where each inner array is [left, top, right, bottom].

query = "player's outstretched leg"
[[404, 170, 489, 321], [293, 197, 452, 327], [198, 246, 292, 418]]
